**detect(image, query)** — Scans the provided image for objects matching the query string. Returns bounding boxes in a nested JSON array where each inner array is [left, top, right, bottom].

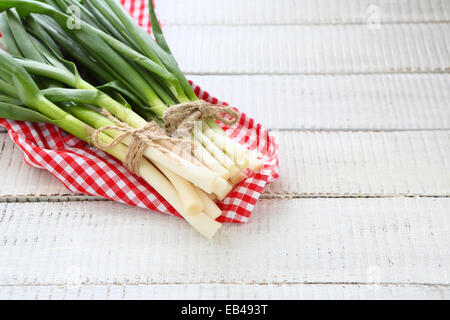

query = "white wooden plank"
[[268, 130, 450, 197], [1, 283, 448, 300], [0, 133, 75, 199], [0, 130, 449, 199], [0, 198, 448, 286], [156, 0, 450, 25], [164, 24, 450, 74], [188, 74, 450, 130]]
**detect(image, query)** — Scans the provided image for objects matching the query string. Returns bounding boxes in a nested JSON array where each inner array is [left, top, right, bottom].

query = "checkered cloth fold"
[[0, 0, 279, 223]]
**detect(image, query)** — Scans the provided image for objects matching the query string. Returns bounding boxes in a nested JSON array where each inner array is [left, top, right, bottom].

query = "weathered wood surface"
[[155, 0, 450, 25], [1, 283, 448, 300], [1, 130, 449, 200], [163, 24, 450, 74], [188, 74, 450, 130], [0, 199, 449, 291], [0, 0, 449, 299]]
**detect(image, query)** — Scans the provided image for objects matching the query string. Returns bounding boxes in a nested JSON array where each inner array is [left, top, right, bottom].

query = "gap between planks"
[[0, 281, 448, 288], [184, 71, 450, 76], [1, 193, 450, 204], [2, 283, 448, 300], [3, 128, 450, 134]]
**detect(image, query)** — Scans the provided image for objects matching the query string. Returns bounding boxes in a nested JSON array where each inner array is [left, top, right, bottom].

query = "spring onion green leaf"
[[148, 0, 171, 54], [41, 88, 101, 105], [0, 12, 21, 56], [0, 101, 54, 123]]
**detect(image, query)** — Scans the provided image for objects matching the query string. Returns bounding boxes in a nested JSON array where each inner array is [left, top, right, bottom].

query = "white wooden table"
[[1, 0, 449, 300]]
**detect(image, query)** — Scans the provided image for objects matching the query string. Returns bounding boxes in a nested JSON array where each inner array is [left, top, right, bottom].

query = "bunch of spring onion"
[[0, 0, 263, 239]]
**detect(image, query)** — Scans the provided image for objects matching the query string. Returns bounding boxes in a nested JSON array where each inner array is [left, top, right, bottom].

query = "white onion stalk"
[[95, 127, 220, 194], [196, 189, 223, 220], [213, 177, 233, 201], [84, 113, 221, 238], [191, 136, 230, 179], [128, 159, 221, 239], [157, 129, 232, 180], [203, 119, 262, 170], [204, 128, 249, 169], [141, 142, 220, 194], [183, 213, 222, 240], [63, 104, 224, 195], [156, 163, 204, 215], [230, 170, 247, 186], [99, 132, 221, 239], [193, 122, 237, 172], [158, 140, 205, 168], [204, 128, 263, 170], [90, 93, 231, 193], [247, 154, 265, 171]]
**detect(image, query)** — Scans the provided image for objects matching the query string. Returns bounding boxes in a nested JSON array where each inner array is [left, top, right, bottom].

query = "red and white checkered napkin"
[[0, 0, 280, 223]]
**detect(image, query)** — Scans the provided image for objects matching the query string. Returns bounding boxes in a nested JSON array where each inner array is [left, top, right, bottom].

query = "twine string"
[[92, 110, 175, 175], [163, 100, 239, 135]]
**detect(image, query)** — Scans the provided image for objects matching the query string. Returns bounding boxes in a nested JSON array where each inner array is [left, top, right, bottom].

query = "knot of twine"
[[92, 110, 174, 175], [163, 100, 239, 135]]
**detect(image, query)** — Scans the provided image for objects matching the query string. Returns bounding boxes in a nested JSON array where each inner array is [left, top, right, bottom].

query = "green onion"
[[0, 102, 53, 123], [0, 12, 21, 56], [0, 0, 267, 238], [0, 50, 221, 239], [0, 94, 22, 105]]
